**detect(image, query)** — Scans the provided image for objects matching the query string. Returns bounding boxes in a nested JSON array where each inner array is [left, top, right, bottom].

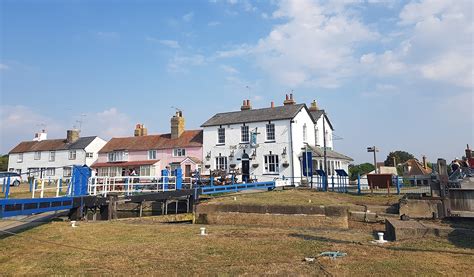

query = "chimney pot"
[[283, 93, 296, 105], [309, 100, 319, 111], [241, 99, 252, 111], [66, 129, 80, 143]]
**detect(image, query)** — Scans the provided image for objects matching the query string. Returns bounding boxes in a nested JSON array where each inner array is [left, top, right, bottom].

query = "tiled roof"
[[403, 159, 432, 175], [201, 104, 309, 127], [91, 160, 160, 168], [308, 145, 354, 161], [181, 156, 202, 164], [309, 109, 334, 130], [9, 136, 99, 154], [98, 130, 203, 153]]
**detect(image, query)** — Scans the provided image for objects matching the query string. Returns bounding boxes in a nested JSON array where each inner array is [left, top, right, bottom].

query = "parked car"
[[0, 172, 22, 186]]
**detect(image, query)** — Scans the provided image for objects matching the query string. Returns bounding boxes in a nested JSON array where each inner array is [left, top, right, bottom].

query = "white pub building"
[[201, 94, 353, 185]]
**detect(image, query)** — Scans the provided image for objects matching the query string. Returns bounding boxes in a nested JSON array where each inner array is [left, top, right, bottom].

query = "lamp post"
[[367, 146, 380, 174]]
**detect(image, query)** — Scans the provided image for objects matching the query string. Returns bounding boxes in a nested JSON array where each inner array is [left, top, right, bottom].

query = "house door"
[[242, 153, 250, 183], [185, 165, 191, 178]]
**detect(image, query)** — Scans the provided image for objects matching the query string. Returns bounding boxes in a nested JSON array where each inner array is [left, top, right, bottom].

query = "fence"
[[31, 177, 72, 198], [88, 175, 177, 196]]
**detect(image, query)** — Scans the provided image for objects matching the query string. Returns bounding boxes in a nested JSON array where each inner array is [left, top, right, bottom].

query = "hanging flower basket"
[[282, 162, 290, 168], [205, 164, 211, 169], [252, 163, 259, 168], [230, 164, 237, 169]]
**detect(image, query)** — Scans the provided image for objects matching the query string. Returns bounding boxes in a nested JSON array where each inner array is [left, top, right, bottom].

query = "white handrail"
[[87, 175, 177, 196]]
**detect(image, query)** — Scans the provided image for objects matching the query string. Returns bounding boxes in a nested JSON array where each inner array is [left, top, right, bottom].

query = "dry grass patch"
[[0, 218, 472, 275], [204, 189, 401, 207]]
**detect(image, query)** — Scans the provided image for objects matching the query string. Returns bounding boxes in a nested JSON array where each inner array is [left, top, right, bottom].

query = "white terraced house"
[[7, 129, 106, 179], [201, 94, 353, 186]]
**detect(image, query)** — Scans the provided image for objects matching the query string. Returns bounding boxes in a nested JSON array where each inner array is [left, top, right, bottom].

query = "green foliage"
[[348, 163, 375, 181], [384, 151, 415, 166], [0, 155, 8, 171]]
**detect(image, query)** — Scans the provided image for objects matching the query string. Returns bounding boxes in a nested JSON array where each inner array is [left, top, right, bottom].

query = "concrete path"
[[0, 211, 68, 236]]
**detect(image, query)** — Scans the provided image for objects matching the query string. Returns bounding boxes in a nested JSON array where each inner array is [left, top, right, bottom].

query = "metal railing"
[[31, 177, 72, 198], [88, 175, 177, 196]]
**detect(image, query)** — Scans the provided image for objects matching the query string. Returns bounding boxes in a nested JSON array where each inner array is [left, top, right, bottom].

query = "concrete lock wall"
[[195, 203, 349, 229], [399, 199, 443, 219]]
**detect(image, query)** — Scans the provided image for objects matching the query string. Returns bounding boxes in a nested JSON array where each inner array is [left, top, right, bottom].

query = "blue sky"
[[1, 0, 473, 164]]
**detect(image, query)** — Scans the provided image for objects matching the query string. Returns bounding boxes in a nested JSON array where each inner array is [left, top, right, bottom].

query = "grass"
[[0, 219, 472, 275], [202, 188, 402, 207]]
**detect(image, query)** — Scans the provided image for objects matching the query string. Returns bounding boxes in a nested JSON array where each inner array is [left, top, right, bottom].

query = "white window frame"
[[29, 168, 40, 177], [34, 151, 41, 160], [46, 168, 55, 177], [315, 127, 319, 146], [63, 167, 72, 177], [215, 156, 228, 172], [266, 123, 275, 141], [173, 148, 186, 157], [241, 125, 249, 143], [17, 153, 23, 163], [264, 154, 279, 174], [217, 128, 225, 145], [140, 165, 151, 176], [108, 151, 127, 162], [69, 150, 77, 160], [148, 150, 157, 160], [49, 151, 55, 162], [86, 152, 94, 158]]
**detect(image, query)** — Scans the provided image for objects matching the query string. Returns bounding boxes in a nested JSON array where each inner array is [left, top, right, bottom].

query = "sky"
[[0, 0, 473, 164]]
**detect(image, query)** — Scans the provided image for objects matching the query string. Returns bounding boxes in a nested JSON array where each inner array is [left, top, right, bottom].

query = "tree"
[[384, 151, 415, 167], [0, 154, 8, 171], [348, 163, 375, 181]]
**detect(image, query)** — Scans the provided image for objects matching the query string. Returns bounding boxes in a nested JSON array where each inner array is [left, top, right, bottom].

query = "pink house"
[[92, 111, 203, 178]]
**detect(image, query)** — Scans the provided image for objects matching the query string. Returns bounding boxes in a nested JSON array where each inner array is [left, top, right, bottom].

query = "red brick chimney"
[[283, 93, 296, 105], [241, 99, 252, 111], [422, 155, 428, 169], [271, 101, 275, 108]]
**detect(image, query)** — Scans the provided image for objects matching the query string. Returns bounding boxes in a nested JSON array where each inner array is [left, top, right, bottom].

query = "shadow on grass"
[[288, 233, 362, 245], [445, 218, 474, 249]]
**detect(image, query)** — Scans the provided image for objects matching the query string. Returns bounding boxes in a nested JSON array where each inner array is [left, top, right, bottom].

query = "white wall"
[[202, 108, 319, 184], [7, 137, 106, 179], [203, 118, 294, 183], [84, 137, 107, 166], [314, 116, 333, 149]]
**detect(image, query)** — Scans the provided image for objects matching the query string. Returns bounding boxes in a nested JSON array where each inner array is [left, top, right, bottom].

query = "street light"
[[367, 146, 380, 174]]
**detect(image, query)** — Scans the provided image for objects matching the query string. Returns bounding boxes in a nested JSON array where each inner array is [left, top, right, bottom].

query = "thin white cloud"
[[208, 21, 221, 27], [0, 63, 9, 71], [96, 31, 120, 40], [167, 54, 206, 73], [361, 0, 473, 88], [218, 0, 378, 88], [220, 64, 239, 74], [90, 108, 134, 138], [182, 12, 194, 22], [146, 37, 180, 49]]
